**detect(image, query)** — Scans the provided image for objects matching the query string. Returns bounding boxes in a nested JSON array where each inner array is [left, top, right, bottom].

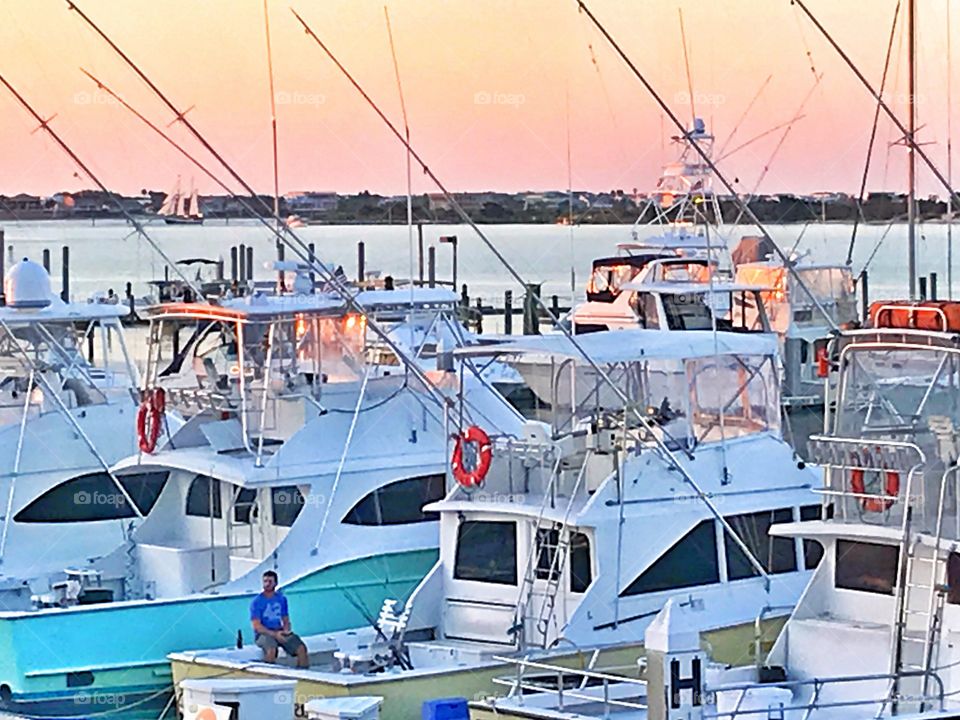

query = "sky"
[[0, 0, 956, 198]]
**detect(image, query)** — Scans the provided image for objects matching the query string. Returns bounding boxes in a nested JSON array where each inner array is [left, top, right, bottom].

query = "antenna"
[[846, 1, 901, 267], [678, 8, 696, 128], [907, 0, 917, 298], [263, 0, 284, 291], [383, 6, 416, 323], [566, 86, 575, 296], [948, 0, 954, 298]]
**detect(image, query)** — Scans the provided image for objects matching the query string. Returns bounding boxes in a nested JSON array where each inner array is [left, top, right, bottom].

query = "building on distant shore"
[[285, 191, 339, 215]]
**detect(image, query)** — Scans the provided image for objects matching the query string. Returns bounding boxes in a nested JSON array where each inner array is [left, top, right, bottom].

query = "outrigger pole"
[[0, 74, 203, 298], [792, 0, 960, 212], [285, 7, 774, 585], [63, 3, 514, 430]]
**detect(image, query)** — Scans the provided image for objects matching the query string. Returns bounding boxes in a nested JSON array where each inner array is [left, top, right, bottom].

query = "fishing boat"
[[0, 258, 168, 591], [158, 177, 204, 225], [0, 280, 521, 718], [169, 327, 821, 720], [472, 302, 960, 720]]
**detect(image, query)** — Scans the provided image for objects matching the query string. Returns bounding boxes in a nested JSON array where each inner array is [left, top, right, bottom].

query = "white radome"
[[4, 258, 53, 309]]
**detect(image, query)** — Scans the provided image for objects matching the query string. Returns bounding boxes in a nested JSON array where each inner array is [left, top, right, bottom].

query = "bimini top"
[[354, 287, 458, 310], [454, 328, 778, 364], [145, 292, 346, 322], [618, 280, 769, 295], [0, 297, 128, 324]]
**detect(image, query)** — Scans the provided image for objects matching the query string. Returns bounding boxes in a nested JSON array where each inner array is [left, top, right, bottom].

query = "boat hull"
[[0, 549, 436, 718], [161, 216, 203, 225]]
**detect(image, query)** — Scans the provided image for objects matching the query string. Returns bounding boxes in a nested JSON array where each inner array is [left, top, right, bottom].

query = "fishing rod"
[[574, 0, 840, 333], [0, 75, 203, 298], [846, 0, 901, 268], [288, 7, 775, 586], [791, 0, 960, 211]]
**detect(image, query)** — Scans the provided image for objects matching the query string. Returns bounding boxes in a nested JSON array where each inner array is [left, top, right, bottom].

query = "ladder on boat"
[[885, 467, 955, 716], [514, 448, 593, 650]]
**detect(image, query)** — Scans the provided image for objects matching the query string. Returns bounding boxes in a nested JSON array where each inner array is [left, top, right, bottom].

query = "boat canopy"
[[145, 293, 346, 322], [453, 328, 778, 364]]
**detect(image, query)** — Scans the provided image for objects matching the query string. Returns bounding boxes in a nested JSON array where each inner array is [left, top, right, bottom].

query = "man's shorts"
[[256, 632, 305, 657]]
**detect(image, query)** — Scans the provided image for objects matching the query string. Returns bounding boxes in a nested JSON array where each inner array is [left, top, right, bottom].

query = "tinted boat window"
[[570, 532, 593, 593], [800, 504, 824, 569], [724, 508, 797, 580], [15, 471, 168, 523], [621, 520, 719, 596], [271, 486, 305, 527], [343, 474, 444, 526], [454, 520, 517, 585], [835, 540, 899, 595], [186, 475, 222, 518]]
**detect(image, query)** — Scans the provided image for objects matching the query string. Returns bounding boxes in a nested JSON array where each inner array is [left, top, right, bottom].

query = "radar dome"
[[4, 258, 52, 309]]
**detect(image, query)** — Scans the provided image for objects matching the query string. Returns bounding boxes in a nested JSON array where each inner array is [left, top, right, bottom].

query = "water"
[[3, 219, 958, 308]]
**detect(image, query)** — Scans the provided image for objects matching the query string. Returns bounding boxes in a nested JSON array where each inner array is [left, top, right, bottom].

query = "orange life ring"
[[451, 425, 493, 488], [136, 387, 166, 454], [850, 466, 899, 512]]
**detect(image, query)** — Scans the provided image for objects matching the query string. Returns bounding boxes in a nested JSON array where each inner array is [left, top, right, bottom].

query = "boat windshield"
[[509, 351, 780, 444], [736, 264, 857, 332]]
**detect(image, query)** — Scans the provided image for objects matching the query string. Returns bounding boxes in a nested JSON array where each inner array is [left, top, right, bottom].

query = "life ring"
[[850, 466, 899, 512], [136, 387, 166, 454], [451, 425, 493, 488]]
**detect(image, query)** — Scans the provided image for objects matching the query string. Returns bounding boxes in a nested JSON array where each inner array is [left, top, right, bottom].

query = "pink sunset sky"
[[0, 0, 955, 198]]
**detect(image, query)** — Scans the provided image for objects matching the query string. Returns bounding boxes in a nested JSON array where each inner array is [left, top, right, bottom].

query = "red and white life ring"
[[451, 425, 493, 488], [136, 387, 166, 454], [850, 466, 899, 512]]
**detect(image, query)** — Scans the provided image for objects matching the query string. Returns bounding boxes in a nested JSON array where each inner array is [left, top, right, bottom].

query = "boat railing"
[[490, 654, 647, 714], [806, 435, 941, 529], [703, 669, 945, 720]]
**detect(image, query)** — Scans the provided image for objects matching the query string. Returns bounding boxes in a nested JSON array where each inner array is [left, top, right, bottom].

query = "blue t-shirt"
[[250, 591, 288, 632]]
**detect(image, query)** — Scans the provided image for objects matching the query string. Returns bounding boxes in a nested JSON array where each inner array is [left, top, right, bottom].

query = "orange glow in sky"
[[0, 0, 955, 197]]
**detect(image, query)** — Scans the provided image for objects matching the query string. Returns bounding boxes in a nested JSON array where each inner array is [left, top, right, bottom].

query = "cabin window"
[[724, 508, 797, 580], [629, 293, 660, 329], [947, 553, 960, 605], [14, 471, 168, 523], [186, 475, 222, 519], [835, 540, 899, 595], [535, 527, 561, 581], [271, 486, 305, 527], [570, 532, 593, 593], [662, 293, 713, 330], [800, 504, 824, 569], [620, 520, 719, 596], [453, 520, 517, 585], [232, 488, 258, 524], [342, 474, 445, 526]]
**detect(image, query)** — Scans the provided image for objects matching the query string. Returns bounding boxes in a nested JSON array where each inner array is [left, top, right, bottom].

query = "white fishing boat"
[[169, 327, 821, 720], [472, 306, 960, 720], [0, 280, 521, 718], [0, 258, 164, 590]]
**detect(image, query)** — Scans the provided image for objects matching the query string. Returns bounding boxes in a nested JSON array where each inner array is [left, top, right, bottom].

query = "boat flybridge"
[[472, 301, 960, 720], [168, 327, 821, 720], [0, 282, 523, 718], [0, 258, 157, 590]]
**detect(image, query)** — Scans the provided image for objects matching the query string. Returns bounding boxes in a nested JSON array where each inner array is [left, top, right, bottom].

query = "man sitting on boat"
[[250, 570, 309, 667]]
